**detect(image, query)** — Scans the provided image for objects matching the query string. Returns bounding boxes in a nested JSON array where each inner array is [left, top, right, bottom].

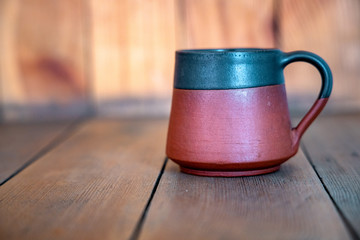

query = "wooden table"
[[0, 114, 359, 240]]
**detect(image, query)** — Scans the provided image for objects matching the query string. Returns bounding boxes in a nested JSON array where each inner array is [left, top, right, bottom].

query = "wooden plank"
[[140, 151, 351, 239], [302, 114, 360, 237], [0, 122, 71, 185], [0, 119, 168, 240], [89, 0, 126, 102], [176, 0, 276, 49], [0, 0, 89, 121], [280, 0, 360, 112], [90, 0, 176, 113]]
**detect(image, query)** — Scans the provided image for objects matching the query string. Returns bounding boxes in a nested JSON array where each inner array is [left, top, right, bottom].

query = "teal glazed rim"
[[174, 48, 285, 90], [174, 48, 332, 99]]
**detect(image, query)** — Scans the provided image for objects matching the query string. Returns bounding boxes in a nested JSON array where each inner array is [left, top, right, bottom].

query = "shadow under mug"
[[166, 48, 332, 177]]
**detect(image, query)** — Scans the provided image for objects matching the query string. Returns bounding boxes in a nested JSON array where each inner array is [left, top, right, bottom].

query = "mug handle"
[[280, 51, 333, 148]]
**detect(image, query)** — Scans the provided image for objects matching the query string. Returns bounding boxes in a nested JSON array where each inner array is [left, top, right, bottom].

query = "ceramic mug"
[[166, 48, 332, 177]]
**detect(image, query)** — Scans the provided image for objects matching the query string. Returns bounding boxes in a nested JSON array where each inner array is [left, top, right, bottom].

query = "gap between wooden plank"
[[129, 157, 168, 240], [0, 117, 87, 186], [139, 149, 351, 239], [0, 119, 168, 240], [301, 143, 360, 240]]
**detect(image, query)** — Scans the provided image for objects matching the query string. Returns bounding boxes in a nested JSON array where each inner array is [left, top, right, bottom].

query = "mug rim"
[[176, 48, 281, 54], [174, 48, 284, 90]]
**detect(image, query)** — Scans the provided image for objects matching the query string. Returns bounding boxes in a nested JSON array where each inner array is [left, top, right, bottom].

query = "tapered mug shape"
[[166, 48, 332, 177]]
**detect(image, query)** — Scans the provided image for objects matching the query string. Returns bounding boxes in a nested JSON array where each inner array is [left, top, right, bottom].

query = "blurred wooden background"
[[0, 0, 359, 121]]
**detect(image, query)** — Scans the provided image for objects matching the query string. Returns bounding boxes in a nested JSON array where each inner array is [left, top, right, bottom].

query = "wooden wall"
[[0, 0, 359, 121]]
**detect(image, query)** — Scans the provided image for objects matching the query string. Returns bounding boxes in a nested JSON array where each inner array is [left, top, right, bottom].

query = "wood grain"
[[302, 114, 360, 237], [280, 0, 360, 112], [90, 0, 175, 108], [140, 151, 351, 239], [0, 0, 89, 121], [0, 119, 168, 240], [176, 0, 276, 49], [0, 122, 70, 185], [1, 0, 360, 119]]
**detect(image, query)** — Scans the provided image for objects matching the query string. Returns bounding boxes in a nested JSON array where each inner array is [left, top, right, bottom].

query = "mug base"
[[180, 165, 280, 177]]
